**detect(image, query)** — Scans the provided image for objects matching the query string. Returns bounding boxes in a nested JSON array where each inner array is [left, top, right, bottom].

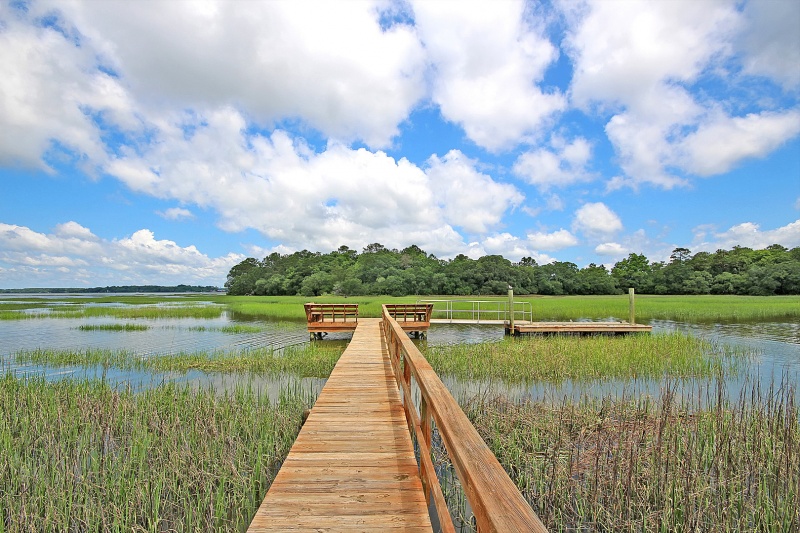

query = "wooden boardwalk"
[[247, 318, 432, 532]]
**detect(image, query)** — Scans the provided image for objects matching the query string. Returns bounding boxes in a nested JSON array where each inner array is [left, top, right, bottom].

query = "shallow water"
[[2, 295, 798, 402]]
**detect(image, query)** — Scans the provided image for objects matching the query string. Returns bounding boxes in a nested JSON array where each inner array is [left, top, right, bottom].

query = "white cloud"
[[467, 233, 556, 264], [49, 0, 426, 148], [513, 136, 594, 189], [426, 150, 523, 234], [0, 8, 136, 168], [561, 0, 800, 188], [572, 202, 623, 239], [104, 109, 522, 257], [413, 0, 565, 151], [0, 222, 242, 286], [740, 0, 800, 89], [157, 207, 194, 221], [595, 242, 627, 256], [692, 220, 800, 251], [678, 111, 800, 176], [526, 229, 577, 251]]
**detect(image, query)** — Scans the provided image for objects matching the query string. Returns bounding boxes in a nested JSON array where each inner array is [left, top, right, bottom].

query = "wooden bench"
[[383, 304, 433, 337], [304, 303, 359, 338]]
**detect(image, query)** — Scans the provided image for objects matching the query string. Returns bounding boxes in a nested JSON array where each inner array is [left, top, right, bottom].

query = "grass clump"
[[463, 380, 799, 532], [78, 323, 150, 332], [16, 343, 344, 378], [0, 374, 309, 532], [423, 333, 745, 382]]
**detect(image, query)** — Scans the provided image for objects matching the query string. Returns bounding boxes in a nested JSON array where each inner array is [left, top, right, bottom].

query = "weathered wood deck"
[[247, 318, 432, 532], [509, 321, 653, 335]]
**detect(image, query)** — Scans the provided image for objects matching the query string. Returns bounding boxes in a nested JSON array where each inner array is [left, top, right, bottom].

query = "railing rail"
[[419, 299, 532, 323], [382, 306, 547, 532]]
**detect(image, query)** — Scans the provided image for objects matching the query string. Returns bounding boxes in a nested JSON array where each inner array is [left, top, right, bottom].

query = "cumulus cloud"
[[740, 0, 800, 89], [513, 136, 594, 189], [157, 207, 194, 220], [0, 222, 243, 287], [526, 229, 578, 251], [104, 109, 522, 257], [0, 6, 137, 168], [467, 232, 556, 264], [595, 242, 627, 256], [413, 0, 565, 151], [678, 111, 800, 176], [692, 220, 800, 251], [48, 0, 425, 148], [561, 0, 800, 188], [572, 202, 623, 240], [426, 150, 523, 233]]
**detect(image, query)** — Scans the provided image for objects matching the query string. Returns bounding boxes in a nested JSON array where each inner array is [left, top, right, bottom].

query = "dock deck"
[[509, 321, 653, 335], [247, 318, 432, 532]]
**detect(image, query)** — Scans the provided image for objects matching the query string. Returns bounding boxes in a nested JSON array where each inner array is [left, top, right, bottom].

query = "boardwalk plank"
[[247, 319, 432, 532]]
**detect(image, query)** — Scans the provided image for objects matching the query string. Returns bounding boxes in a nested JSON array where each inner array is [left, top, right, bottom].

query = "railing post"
[[629, 287, 635, 325], [508, 285, 514, 331], [420, 396, 431, 502]]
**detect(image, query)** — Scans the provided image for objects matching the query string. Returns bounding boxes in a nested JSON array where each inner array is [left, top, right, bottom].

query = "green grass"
[[463, 379, 799, 532], [423, 333, 746, 382], [187, 325, 265, 333], [224, 295, 419, 320], [78, 323, 150, 331], [519, 294, 800, 322], [3, 294, 797, 323], [15, 343, 345, 378], [0, 374, 310, 532]]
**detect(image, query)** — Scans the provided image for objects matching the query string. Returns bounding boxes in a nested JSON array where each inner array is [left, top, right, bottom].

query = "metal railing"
[[418, 299, 532, 323], [382, 306, 547, 532]]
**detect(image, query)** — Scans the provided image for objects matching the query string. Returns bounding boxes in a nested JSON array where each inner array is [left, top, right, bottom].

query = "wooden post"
[[629, 287, 635, 324], [507, 285, 515, 333]]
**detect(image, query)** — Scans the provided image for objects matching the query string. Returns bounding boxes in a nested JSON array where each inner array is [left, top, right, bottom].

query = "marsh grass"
[[188, 325, 265, 334], [78, 323, 150, 332], [463, 378, 800, 532], [15, 343, 344, 378], [423, 333, 745, 382], [520, 294, 800, 322], [0, 374, 310, 532], [224, 295, 418, 320]]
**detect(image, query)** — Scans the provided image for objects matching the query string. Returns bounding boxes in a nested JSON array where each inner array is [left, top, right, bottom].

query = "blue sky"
[[1, 0, 799, 288]]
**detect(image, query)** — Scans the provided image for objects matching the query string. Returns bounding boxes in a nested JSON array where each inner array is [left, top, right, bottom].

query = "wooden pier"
[[507, 321, 652, 335], [248, 319, 431, 531], [249, 310, 546, 532]]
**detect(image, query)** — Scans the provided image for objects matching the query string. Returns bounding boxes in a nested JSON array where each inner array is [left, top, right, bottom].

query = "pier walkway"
[[247, 318, 432, 531], [249, 310, 546, 532]]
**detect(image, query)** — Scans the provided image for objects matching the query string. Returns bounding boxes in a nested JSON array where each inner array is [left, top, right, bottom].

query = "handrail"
[[382, 306, 547, 532], [419, 299, 532, 323]]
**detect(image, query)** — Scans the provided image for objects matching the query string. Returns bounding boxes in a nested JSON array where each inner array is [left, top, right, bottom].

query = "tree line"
[[225, 243, 800, 297]]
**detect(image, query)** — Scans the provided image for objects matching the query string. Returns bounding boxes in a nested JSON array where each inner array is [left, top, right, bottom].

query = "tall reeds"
[[424, 333, 746, 382], [0, 374, 312, 532], [463, 378, 799, 531], [15, 343, 344, 378]]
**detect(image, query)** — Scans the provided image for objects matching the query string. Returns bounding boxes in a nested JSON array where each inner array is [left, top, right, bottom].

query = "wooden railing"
[[384, 303, 433, 323], [381, 306, 547, 533], [304, 303, 358, 323]]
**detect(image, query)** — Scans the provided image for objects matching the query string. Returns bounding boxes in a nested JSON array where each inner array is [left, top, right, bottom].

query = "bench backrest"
[[383, 303, 433, 322], [304, 303, 359, 323]]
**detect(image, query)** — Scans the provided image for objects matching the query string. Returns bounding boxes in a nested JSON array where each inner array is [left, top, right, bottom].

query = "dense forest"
[[225, 244, 800, 297]]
